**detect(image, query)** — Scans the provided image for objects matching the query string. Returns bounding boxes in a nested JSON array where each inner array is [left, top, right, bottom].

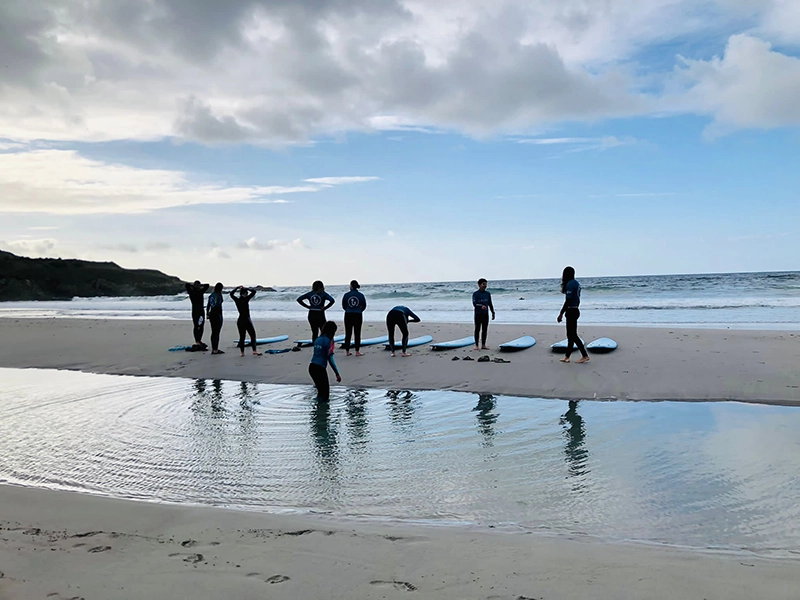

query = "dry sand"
[[1, 317, 800, 599]]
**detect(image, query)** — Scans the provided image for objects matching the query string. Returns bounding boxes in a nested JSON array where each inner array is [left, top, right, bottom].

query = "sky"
[[1, 0, 798, 286]]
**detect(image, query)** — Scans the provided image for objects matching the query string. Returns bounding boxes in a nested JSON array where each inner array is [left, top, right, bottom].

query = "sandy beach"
[[2, 317, 800, 599], [0, 317, 799, 403]]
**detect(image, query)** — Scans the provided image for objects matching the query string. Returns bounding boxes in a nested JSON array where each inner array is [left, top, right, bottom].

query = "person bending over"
[[472, 278, 495, 350], [231, 286, 261, 357], [297, 280, 335, 342], [557, 266, 589, 364], [386, 305, 421, 357], [309, 321, 342, 402], [186, 280, 209, 348], [342, 279, 367, 356], [206, 282, 224, 354]]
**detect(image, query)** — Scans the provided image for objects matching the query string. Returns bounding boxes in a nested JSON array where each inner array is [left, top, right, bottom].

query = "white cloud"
[[0, 149, 362, 214], [304, 176, 379, 185], [209, 247, 231, 260], [670, 34, 800, 135], [387, 230, 396, 237], [237, 237, 306, 251], [1, 237, 58, 256]]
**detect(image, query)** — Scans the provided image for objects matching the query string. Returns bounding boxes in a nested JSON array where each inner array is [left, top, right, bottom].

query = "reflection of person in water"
[[310, 400, 340, 484], [344, 389, 370, 450], [560, 400, 589, 479], [472, 393, 498, 447]]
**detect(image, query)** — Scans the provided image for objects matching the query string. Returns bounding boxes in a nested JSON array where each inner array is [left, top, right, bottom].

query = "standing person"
[[309, 321, 341, 402], [342, 279, 367, 357], [296, 280, 335, 342], [557, 266, 589, 363], [386, 305, 421, 357], [472, 278, 495, 350], [185, 280, 209, 349], [206, 282, 225, 354], [230, 286, 262, 357]]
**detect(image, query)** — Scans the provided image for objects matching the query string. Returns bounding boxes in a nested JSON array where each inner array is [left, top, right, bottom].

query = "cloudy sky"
[[1, 0, 798, 286]]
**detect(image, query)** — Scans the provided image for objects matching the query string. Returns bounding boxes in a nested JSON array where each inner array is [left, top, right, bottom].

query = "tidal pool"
[[1, 367, 799, 555]]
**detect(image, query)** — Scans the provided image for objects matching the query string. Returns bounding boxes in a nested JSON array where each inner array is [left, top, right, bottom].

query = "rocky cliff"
[[0, 251, 186, 301]]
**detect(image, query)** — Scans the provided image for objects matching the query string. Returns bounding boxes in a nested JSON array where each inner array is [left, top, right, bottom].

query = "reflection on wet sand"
[[561, 400, 589, 485], [473, 393, 498, 447]]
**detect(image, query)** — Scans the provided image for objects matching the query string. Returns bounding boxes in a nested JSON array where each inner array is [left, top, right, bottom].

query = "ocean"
[[2, 271, 799, 330]]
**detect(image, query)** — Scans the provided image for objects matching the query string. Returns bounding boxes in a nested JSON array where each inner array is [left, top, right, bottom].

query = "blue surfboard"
[[498, 335, 536, 352], [384, 335, 434, 350], [430, 336, 476, 351], [586, 337, 618, 353], [232, 334, 289, 346], [168, 345, 192, 352], [295, 334, 346, 347], [339, 334, 389, 348], [550, 338, 585, 353]]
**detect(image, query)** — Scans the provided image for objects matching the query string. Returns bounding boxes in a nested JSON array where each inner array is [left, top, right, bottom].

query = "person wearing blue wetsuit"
[[231, 286, 262, 357], [206, 282, 224, 354], [297, 280, 336, 342], [309, 321, 342, 402], [472, 278, 495, 350], [386, 305, 421, 357], [186, 280, 209, 349], [342, 279, 367, 356], [557, 266, 589, 363]]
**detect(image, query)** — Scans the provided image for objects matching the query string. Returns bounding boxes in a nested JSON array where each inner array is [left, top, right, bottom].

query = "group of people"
[[185, 266, 589, 401]]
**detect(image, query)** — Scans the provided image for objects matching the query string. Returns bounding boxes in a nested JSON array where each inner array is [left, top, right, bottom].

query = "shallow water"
[[2, 367, 800, 555]]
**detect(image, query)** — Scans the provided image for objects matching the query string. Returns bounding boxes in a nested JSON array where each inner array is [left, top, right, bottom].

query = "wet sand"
[[2, 317, 800, 598], [0, 317, 798, 403]]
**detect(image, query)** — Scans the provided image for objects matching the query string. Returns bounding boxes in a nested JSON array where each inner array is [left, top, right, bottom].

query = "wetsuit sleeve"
[[201, 284, 209, 292], [185, 283, 193, 293], [360, 294, 367, 311], [229, 290, 237, 300], [488, 292, 495, 314], [472, 291, 480, 308], [323, 292, 335, 310], [406, 308, 421, 322], [296, 291, 311, 308], [247, 289, 257, 300], [328, 353, 340, 377], [341, 294, 347, 311]]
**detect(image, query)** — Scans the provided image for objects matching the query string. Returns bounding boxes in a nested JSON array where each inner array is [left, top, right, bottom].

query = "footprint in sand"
[[180, 539, 197, 547], [87, 546, 112, 553], [168, 552, 204, 563], [253, 574, 290, 584], [370, 580, 418, 592]]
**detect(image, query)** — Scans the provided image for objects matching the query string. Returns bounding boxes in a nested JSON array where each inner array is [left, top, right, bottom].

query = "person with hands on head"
[[472, 278, 495, 350], [342, 279, 367, 356], [206, 282, 224, 354], [186, 280, 210, 349], [230, 285, 262, 357], [557, 266, 589, 364], [386, 305, 421, 357], [309, 321, 341, 402], [296, 280, 335, 342]]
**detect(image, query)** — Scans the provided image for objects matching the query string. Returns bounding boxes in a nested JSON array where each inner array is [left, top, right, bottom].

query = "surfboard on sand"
[[550, 338, 585, 353], [339, 334, 389, 348], [498, 335, 536, 352], [168, 344, 207, 352], [430, 336, 476, 351], [586, 337, 618, 353], [231, 334, 289, 346], [383, 335, 434, 350], [295, 334, 346, 348]]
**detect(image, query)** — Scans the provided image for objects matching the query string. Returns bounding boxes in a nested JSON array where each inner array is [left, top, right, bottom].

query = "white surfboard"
[[498, 335, 536, 352], [586, 337, 618, 353], [430, 336, 476, 351]]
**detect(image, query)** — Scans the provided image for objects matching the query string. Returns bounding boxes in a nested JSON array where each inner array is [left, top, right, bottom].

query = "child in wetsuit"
[[309, 321, 342, 401]]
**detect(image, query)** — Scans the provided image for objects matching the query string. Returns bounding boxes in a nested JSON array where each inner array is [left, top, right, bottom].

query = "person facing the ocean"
[[186, 280, 209, 349], [309, 320, 341, 402], [342, 279, 367, 357], [297, 280, 335, 342], [230, 286, 262, 357], [206, 282, 224, 354], [386, 305, 421, 357], [472, 278, 495, 350], [557, 266, 589, 363]]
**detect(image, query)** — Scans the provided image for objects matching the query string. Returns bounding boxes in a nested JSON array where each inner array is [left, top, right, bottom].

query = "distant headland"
[[0, 250, 187, 301]]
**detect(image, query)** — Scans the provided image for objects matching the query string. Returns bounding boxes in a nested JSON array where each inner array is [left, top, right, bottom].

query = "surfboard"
[[294, 334, 346, 347], [586, 337, 618, 353], [498, 335, 536, 352], [339, 334, 389, 348], [231, 334, 289, 346], [383, 335, 434, 350], [430, 336, 476, 351], [168, 345, 192, 352], [550, 338, 585, 353]]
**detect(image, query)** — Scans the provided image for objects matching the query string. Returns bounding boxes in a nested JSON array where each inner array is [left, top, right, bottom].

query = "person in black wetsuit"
[[296, 280, 335, 342], [186, 280, 209, 349], [386, 305, 421, 357], [308, 321, 342, 402], [557, 266, 589, 363], [342, 279, 367, 356], [230, 286, 262, 357], [472, 278, 495, 350], [206, 282, 224, 354]]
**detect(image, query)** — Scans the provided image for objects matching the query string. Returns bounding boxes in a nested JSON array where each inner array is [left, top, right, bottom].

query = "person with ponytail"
[[557, 266, 589, 363], [308, 321, 342, 402]]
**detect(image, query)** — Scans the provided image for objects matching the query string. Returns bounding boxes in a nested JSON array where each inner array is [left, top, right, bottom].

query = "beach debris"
[[477, 355, 490, 362], [493, 357, 510, 363]]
